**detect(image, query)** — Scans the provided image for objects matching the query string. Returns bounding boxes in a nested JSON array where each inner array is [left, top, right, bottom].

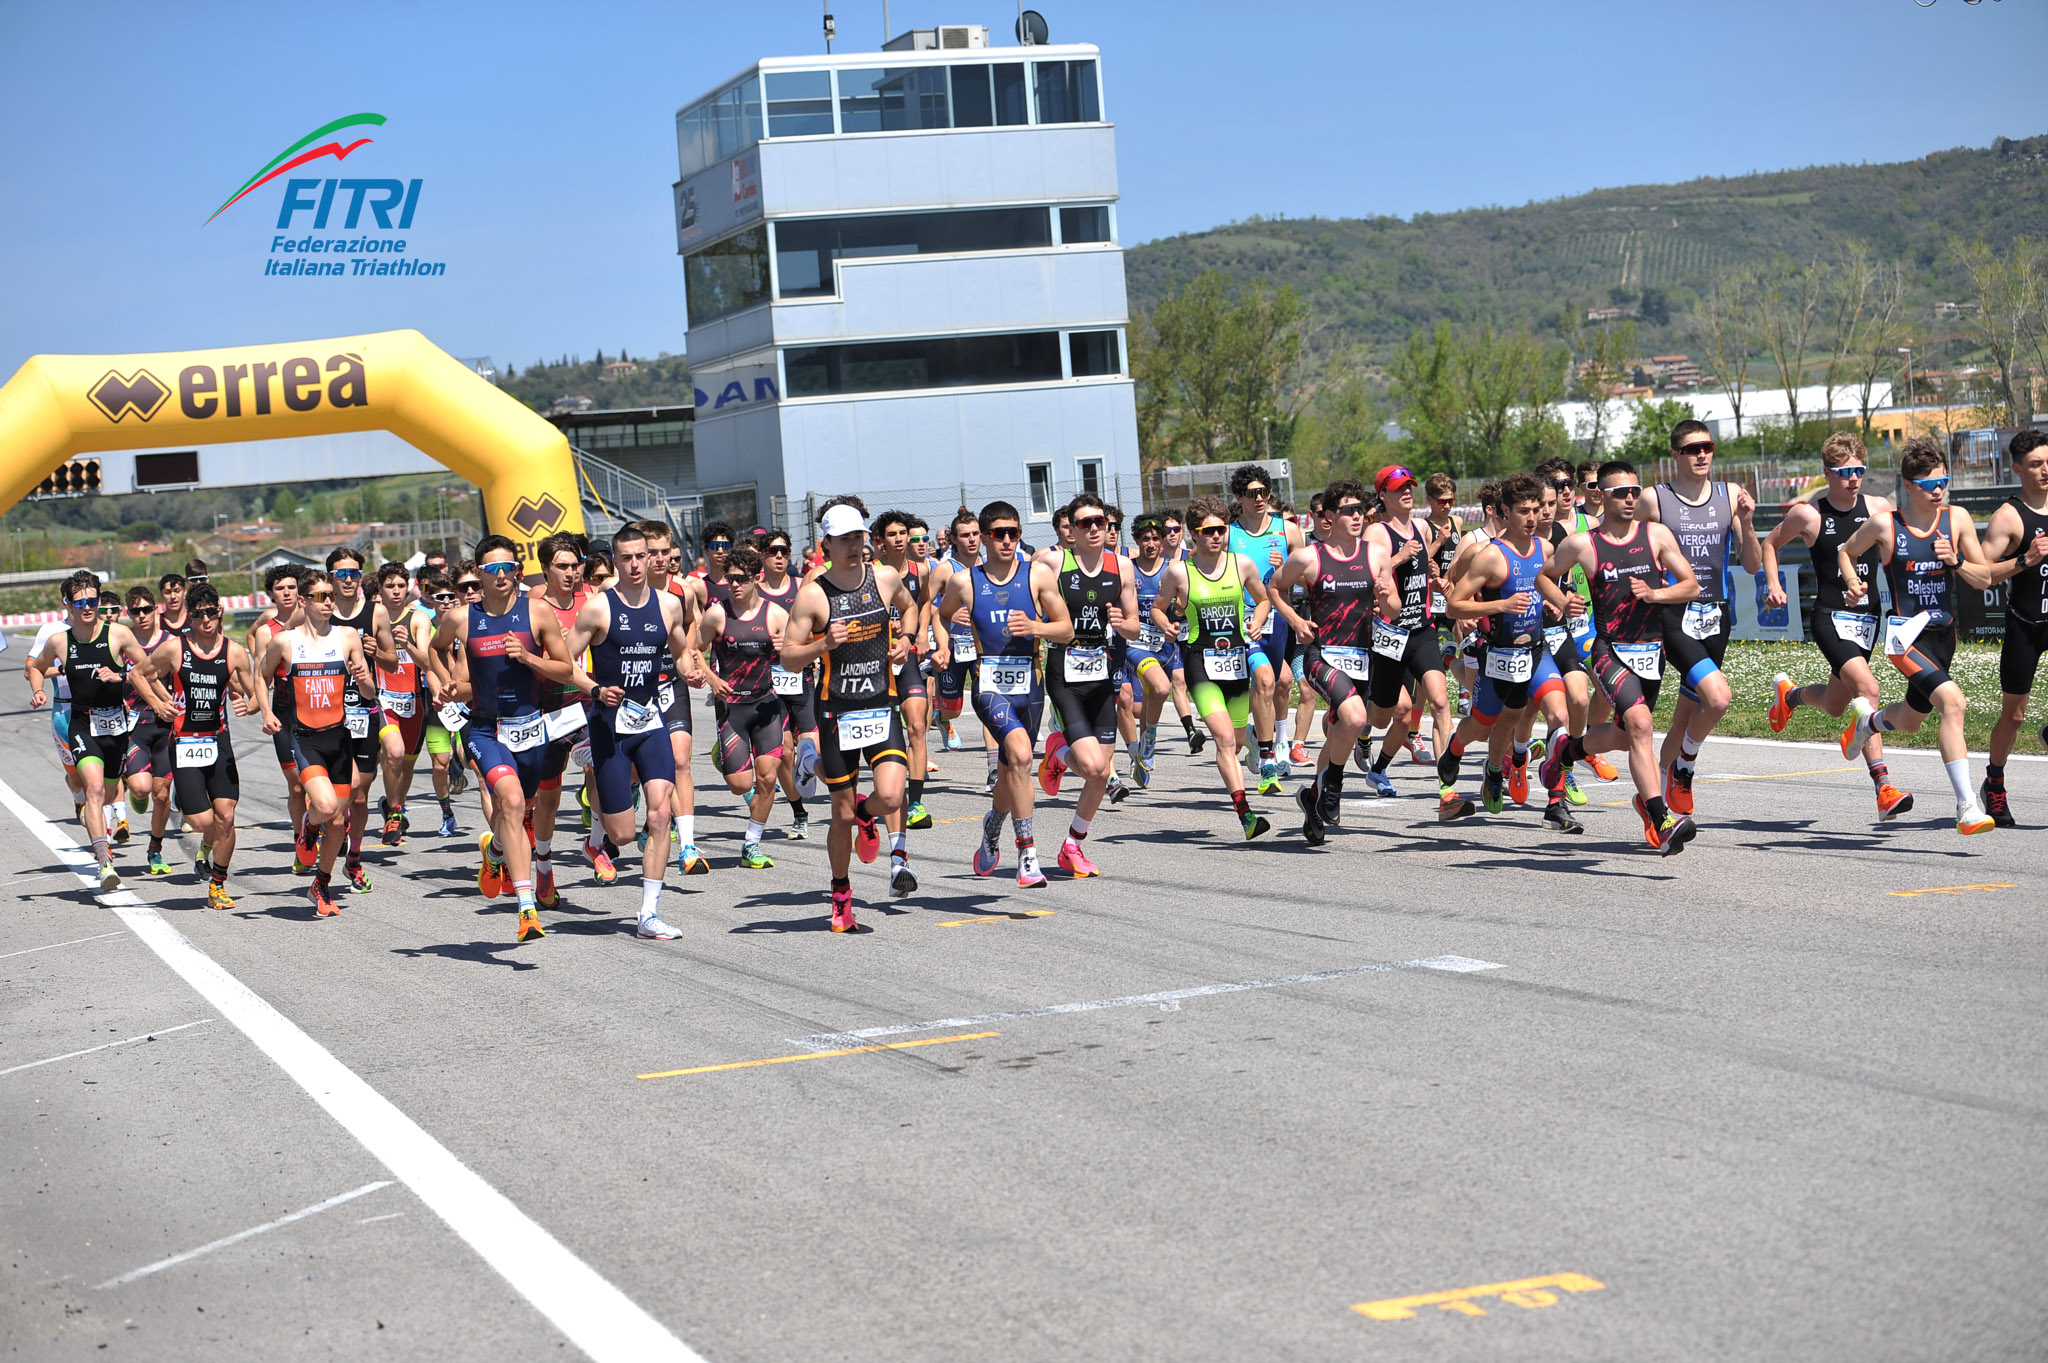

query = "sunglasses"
[[190, 606, 222, 621], [705, 540, 732, 551], [1551, 481, 1573, 493], [431, 591, 458, 602], [1678, 441, 1716, 456], [479, 561, 521, 576], [1197, 523, 1230, 536], [1163, 525, 1182, 534], [70, 597, 101, 611], [1909, 476, 1951, 492], [908, 535, 930, 544], [1580, 483, 1600, 492], [1826, 465, 1867, 479], [1333, 503, 1367, 515], [986, 526, 1022, 541], [306, 590, 336, 603], [726, 572, 757, 584], [130, 604, 156, 613], [766, 544, 791, 554], [1603, 484, 1643, 498], [458, 582, 483, 592], [185, 574, 208, 584], [332, 568, 363, 581], [1074, 516, 1108, 530], [1241, 485, 1269, 497]]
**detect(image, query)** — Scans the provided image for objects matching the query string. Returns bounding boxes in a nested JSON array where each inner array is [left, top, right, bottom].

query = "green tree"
[[1389, 322, 1466, 474], [270, 485, 300, 520], [1133, 270, 1311, 469], [1952, 233, 2043, 426], [1614, 397, 1699, 468]]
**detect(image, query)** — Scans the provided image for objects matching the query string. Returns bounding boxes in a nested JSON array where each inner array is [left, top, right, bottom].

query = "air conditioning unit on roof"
[[884, 24, 989, 50], [939, 24, 987, 48]]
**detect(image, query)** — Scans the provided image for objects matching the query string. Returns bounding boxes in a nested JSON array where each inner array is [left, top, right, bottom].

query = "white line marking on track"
[[0, 929, 125, 959], [0, 1019, 212, 1077], [357, 1211, 408, 1225], [789, 955, 1506, 1049], [0, 774, 705, 1363], [94, 1181, 395, 1288]]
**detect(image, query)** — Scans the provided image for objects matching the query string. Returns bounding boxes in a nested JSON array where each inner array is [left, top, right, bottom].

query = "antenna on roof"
[[1016, 7, 1048, 44]]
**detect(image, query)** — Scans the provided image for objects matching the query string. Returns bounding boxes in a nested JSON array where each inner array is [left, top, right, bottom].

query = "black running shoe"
[[1296, 786, 1326, 846], [1542, 801, 1584, 835], [1982, 780, 2015, 829]]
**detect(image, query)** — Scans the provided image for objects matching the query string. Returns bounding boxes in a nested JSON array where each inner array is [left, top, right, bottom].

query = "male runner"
[[27, 572, 172, 891], [1761, 432, 1912, 819], [1122, 514, 1201, 786], [157, 572, 190, 636], [1835, 438, 1997, 834], [435, 536, 576, 938], [1640, 418, 1761, 816], [26, 585, 89, 821], [779, 503, 920, 929], [567, 523, 698, 938], [324, 548, 399, 892], [1362, 465, 1454, 799], [1040, 494, 1138, 877], [254, 569, 378, 914], [1540, 460, 1702, 855], [1448, 474, 1579, 834], [116, 586, 177, 876], [375, 562, 434, 843], [1271, 480, 1387, 844], [527, 534, 591, 905], [1151, 497, 1275, 841], [1975, 428, 2048, 825], [873, 511, 936, 834], [699, 545, 792, 873], [933, 500, 1074, 888], [137, 584, 258, 908], [926, 508, 997, 781], [1155, 511, 1204, 751], [248, 565, 309, 852], [1227, 465, 1303, 790], [641, 521, 710, 875], [755, 526, 816, 840]]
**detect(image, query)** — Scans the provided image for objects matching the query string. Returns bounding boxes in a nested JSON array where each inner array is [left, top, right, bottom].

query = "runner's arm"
[[1647, 526, 1702, 606], [1240, 556, 1272, 639], [776, 583, 833, 671], [227, 642, 258, 716], [1445, 546, 1507, 620], [1760, 504, 1817, 607], [1109, 558, 1141, 642], [1028, 562, 1074, 645]]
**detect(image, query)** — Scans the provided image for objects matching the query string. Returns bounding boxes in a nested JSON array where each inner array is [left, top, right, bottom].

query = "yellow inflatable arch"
[[0, 329, 583, 573]]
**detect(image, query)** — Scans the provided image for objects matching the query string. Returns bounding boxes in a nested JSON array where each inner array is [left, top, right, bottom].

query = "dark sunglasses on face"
[[480, 561, 520, 576], [1581, 483, 1600, 492], [459, 582, 482, 592], [1164, 524, 1182, 534], [1604, 484, 1643, 498], [71, 597, 101, 610], [1334, 503, 1367, 515], [1242, 485, 1268, 497], [1074, 516, 1107, 530], [130, 604, 155, 613], [726, 572, 756, 584], [190, 606, 222, 620], [766, 544, 791, 554], [986, 527, 1022, 541], [306, 590, 335, 603], [1826, 465, 1867, 479], [1678, 441, 1715, 456], [1910, 476, 1950, 492], [706, 540, 732, 551], [1197, 523, 1230, 536], [431, 591, 458, 602], [332, 568, 363, 581]]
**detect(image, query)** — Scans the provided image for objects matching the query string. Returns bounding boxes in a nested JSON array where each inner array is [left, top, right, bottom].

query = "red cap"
[[1375, 465, 1418, 494]]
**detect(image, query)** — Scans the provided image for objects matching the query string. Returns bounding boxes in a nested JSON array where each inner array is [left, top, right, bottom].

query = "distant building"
[[548, 395, 596, 416], [1585, 306, 1634, 323], [603, 360, 641, 380], [672, 27, 1139, 532]]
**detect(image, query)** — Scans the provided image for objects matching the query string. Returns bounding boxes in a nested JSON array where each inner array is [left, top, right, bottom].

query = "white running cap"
[[819, 504, 867, 538]]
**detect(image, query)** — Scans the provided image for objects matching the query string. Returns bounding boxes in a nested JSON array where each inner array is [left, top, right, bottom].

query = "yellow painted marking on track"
[[1888, 882, 2017, 898], [936, 910, 1056, 927], [635, 1031, 997, 1080], [1595, 766, 1855, 807], [1353, 1272, 1606, 1321]]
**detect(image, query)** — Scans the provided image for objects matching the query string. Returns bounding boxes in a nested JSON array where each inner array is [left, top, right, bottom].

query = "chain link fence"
[[773, 474, 1148, 553]]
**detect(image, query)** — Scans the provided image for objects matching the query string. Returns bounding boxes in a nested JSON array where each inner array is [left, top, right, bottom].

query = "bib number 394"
[[835, 707, 891, 749], [1371, 618, 1410, 661], [1831, 611, 1878, 652]]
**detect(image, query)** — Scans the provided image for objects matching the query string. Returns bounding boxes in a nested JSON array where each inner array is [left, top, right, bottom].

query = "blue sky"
[[2, 0, 2040, 376]]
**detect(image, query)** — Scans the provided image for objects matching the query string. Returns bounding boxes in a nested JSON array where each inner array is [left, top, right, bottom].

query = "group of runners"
[[21, 421, 2048, 935]]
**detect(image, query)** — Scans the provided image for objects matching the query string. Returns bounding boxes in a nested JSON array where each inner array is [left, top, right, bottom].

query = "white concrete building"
[[672, 30, 1140, 531], [1555, 382, 1897, 452]]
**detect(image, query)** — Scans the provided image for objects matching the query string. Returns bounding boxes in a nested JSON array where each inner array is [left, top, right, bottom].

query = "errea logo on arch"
[[207, 113, 448, 281]]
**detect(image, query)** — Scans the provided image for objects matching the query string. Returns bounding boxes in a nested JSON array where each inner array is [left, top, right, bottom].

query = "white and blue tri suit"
[[586, 587, 679, 815], [968, 561, 1043, 749]]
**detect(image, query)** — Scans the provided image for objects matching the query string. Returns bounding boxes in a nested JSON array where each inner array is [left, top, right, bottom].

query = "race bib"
[[949, 627, 978, 664], [657, 681, 676, 711], [1321, 645, 1371, 681], [1885, 613, 1930, 657], [1544, 626, 1568, 656], [174, 735, 218, 768], [1063, 646, 1109, 683], [89, 706, 131, 737], [979, 657, 1033, 696], [544, 705, 588, 741], [345, 706, 372, 738], [497, 710, 547, 753], [1430, 589, 1448, 617], [1136, 622, 1165, 652], [615, 697, 661, 735], [1831, 611, 1878, 652], [1614, 641, 1663, 680], [379, 687, 417, 718], [1484, 646, 1535, 683], [1260, 608, 1278, 638], [1682, 601, 1724, 641], [835, 706, 892, 749], [1371, 618, 1410, 661], [1205, 645, 1248, 681], [437, 702, 468, 733], [771, 665, 805, 697]]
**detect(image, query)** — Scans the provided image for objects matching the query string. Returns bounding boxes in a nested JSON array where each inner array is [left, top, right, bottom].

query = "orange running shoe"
[[1767, 673, 1795, 733], [1037, 738, 1068, 797], [1876, 783, 1914, 821], [1664, 765, 1695, 816], [477, 832, 505, 898], [1633, 794, 1666, 852], [1507, 756, 1530, 806], [516, 908, 546, 942], [1586, 752, 1620, 782], [1057, 839, 1100, 878], [309, 879, 340, 917]]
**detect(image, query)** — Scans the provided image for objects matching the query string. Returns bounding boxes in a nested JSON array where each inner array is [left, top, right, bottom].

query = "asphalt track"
[[3, 659, 2044, 1361]]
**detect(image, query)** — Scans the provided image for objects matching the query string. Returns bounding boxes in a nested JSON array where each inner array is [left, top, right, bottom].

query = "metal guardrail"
[[571, 445, 700, 546]]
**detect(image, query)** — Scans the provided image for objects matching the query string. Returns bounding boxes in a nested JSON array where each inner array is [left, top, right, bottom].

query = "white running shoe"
[[1957, 801, 1994, 836], [794, 736, 822, 801], [890, 857, 918, 897], [636, 914, 683, 940], [1840, 697, 1875, 761]]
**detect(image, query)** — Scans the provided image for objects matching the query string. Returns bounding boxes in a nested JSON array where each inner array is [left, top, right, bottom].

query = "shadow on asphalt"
[[389, 939, 541, 970]]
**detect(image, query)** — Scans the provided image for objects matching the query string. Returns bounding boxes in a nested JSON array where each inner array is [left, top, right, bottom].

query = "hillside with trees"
[[1124, 134, 2048, 487], [498, 351, 694, 413]]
